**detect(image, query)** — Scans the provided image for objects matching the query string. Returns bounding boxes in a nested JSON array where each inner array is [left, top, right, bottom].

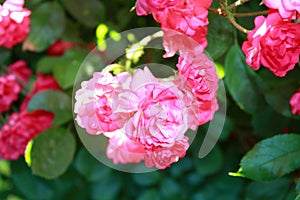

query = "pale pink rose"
[[0, 74, 21, 113], [74, 71, 131, 134], [290, 88, 300, 116], [175, 52, 219, 130], [106, 129, 145, 164], [123, 67, 188, 150], [136, 0, 212, 54], [242, 10, 300, 77], [144, 136, 189, 169], [0, 0, 31, 48], [264, 0, 300, 19]]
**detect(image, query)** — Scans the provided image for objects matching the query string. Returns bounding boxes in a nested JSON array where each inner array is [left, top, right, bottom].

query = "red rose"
[[20, 74, 61, 111], [0, 74, 21, 113], [46, 40, 75, 56], [0, 110, 54, 160], [8, 60, 31, 82], [290, 88, 300, 116]]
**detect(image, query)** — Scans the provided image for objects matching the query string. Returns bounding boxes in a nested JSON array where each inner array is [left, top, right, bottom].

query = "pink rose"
[[0, 0, 31, 48], [290, 88, 300, 116], [264, 0, 300, 19], [175, 52, 219, 130], [74, 71, 131, 134], [0, 110, 54, 160], [20, 73, 61, 111], [136, 0, 212, 55], [124, 67, 188, 150], [106, 130, 145, 164], [144, 136, 189, 169], [242, 10, 300, 77], [8, 60, 31, 82], [0, 74, 21, 113]]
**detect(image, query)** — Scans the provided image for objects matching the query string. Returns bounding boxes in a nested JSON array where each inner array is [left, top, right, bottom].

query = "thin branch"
[[229, 0, 251, 10], [227, 15, 250, 34], [234, 10, 269, 17]]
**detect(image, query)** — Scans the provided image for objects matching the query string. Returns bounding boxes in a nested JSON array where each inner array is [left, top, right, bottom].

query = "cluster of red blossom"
[[0, 60, 61, 160], [0, 0, 63, 160]]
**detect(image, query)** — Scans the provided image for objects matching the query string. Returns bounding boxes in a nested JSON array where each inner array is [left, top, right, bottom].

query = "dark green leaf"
[[245, 177, 292, 200], [90, 175, 121, 200], [61, 0, 105, 27], [53, 48, 89, 89], [194, 145, 224, 176], [36, 56, 62, 74], [30, 128, 76, 179], [0, 48, 11, 66], [137, 189, 161, 200], [159, 178, 181, 199], [251, 108, 290, 138], [25, 2, 65, 52], [206, 14, 233, 59], [27, 90, 72, 126], [225, 45, 267, 114], [132, 171, 161, 187], [239, 134, 300, 181], [75, 148, 112, 182]]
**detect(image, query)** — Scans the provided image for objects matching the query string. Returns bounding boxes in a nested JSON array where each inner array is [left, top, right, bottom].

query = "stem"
[[227, 15, 250, 33], [234, 10, 268, 17]]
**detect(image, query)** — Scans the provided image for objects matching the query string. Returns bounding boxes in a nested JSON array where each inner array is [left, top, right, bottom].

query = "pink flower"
[[136, 0, 212, 56], [20, 73, 61, 111], [175, 52, 219, 130], [123, 67, 188, 150], [74, 71, 131, 134], [8, 60, 31, 82], [0, 110, 54, 160], [0, 0, 31, 48], [0, 74, 21, 113], [106, 129, 145, 164], [242, 10, 300, 77], [290, 88, 300, 116], [264, 0, 300, 19], [144, 136, 189, 169]]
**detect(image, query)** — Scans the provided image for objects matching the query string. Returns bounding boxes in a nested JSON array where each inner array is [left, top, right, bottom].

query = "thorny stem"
[[233, 10, 268, 17]]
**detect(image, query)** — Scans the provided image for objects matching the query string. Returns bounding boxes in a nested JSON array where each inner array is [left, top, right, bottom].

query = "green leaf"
[[225, 45, 267, 114], [0, 47, 11, 65], [258, 68, 300, 118], [36, 56, 62, 74], [25, 2, 65, 52], [53, 48, 89, 89], [206, 14, 233, 60], [159, 178, 181, 199], [75, 148, 112, 182], [251, 108, 290, 138], [11, 159, 55, 200], [137, 189, 161, 200], [30, 128, 76, 179], [27, 90, 72, 126], [132, 171, 161, 187], [194, 145, 224, 176], [61, 0, 105, 27], [90, 175, 121, 200], [245, 177, 292, 200], [296, 194, 300, 200], [238, 134, 300, 181]]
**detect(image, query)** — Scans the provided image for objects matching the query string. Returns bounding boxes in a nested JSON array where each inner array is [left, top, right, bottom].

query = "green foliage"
[[225, 45, 267, 114], [27, 90, 72, 126], [236, 134, 300, 181], [25, 2, 65, 52], [29, 128, 76, 179]]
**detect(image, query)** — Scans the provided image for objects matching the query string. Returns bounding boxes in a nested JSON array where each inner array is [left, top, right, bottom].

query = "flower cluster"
[[0, 60, 60, 160], [242, 2, 300, 77], [136, 0, 212, 57], [74, 0, 219, 169], [0, 0, 31, 48]]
